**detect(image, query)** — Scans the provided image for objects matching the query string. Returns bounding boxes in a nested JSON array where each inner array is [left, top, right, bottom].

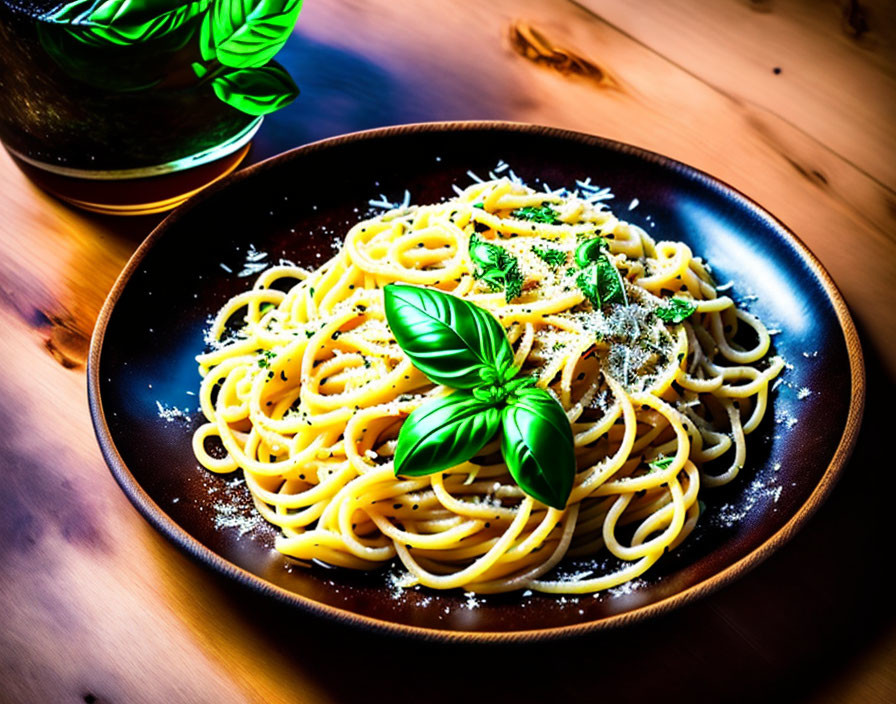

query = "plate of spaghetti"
[[89, 122, 863, 640]]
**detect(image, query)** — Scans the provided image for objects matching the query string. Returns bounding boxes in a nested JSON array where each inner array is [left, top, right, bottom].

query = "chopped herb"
[[468, 234, 524, 302], [656, 299, 698, 324], [576, 255, 626, 308], [473, 202, 485, 209], [649, 456, 675, 471], [260, 303, 275, 314], [532, 246, 567, 267], [309, 287, 315, 297], [512, 205, 560, 224]]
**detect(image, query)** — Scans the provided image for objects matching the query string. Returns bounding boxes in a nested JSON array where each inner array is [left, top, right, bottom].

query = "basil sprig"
[[655, 298, 698, 324], [468, 235, 524, 302], [384, 284, 576, 509], [573, 237, 627, 309]]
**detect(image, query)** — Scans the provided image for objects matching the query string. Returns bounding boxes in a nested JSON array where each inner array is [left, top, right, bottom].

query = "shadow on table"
[[154, 329, 894, 704]]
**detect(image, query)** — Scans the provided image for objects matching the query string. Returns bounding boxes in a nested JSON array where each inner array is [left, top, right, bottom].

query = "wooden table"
[[2, 1, 895, 702]]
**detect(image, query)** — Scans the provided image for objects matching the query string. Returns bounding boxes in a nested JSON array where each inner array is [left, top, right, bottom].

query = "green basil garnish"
[[394, 392, 501, 476], [44, 0, 208, 44], [573, 238, 627, 309], [576, 257, 626, 308], [532, 246, 567, 268], [648, 456, 675, 471], [501, 386, 576, 509], [512, 205, 560, 224], [468, 234, 523, 302], [656, 298, 698, 324], [212, 62, 299, 115], [573, 237, 608, 267], [384, 284, 575, 509], [384, 284, 516, 389], [202, 0, 303, 68]]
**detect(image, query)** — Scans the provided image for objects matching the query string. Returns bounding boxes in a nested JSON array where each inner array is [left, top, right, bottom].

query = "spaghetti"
[[193, 176, 784, 594]]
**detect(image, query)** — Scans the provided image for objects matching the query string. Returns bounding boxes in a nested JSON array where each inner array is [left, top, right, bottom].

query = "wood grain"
[[1, 0, 895, 702], [576, 0, 896, 189]]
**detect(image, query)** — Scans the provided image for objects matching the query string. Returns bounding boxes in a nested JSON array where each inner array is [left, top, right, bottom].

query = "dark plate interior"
[[88, 122, 863, 641]]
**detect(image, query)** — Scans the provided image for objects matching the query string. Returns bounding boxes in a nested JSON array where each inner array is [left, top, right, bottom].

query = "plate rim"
[[87, 120, 866, 643]]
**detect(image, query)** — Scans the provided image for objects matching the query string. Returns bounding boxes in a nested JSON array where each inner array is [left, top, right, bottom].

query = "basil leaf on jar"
[[211, 62, 299, 115], [204, 0, 303, 68], [44, 0, 209, 45]]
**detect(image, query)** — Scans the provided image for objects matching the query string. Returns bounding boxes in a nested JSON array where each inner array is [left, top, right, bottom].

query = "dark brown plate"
[[88, 122, 864, 642]]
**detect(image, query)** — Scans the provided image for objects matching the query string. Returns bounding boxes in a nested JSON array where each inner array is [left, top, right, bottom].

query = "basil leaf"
[[203, 0, 303, 68], [394, 391, 500, 476], [576, 254, 626, 308], [211, 62, 299, 115], [43, 0, 208, 44], [469, 235, 523, 302], [384, 284, 515, 389], [655, 298, 697, 324], [512, 205, 560, 224], [468, 234, 504, 272], [532, 246, 566, 268], [573, 237, 608, 268], [501, 387, 575, 509]]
